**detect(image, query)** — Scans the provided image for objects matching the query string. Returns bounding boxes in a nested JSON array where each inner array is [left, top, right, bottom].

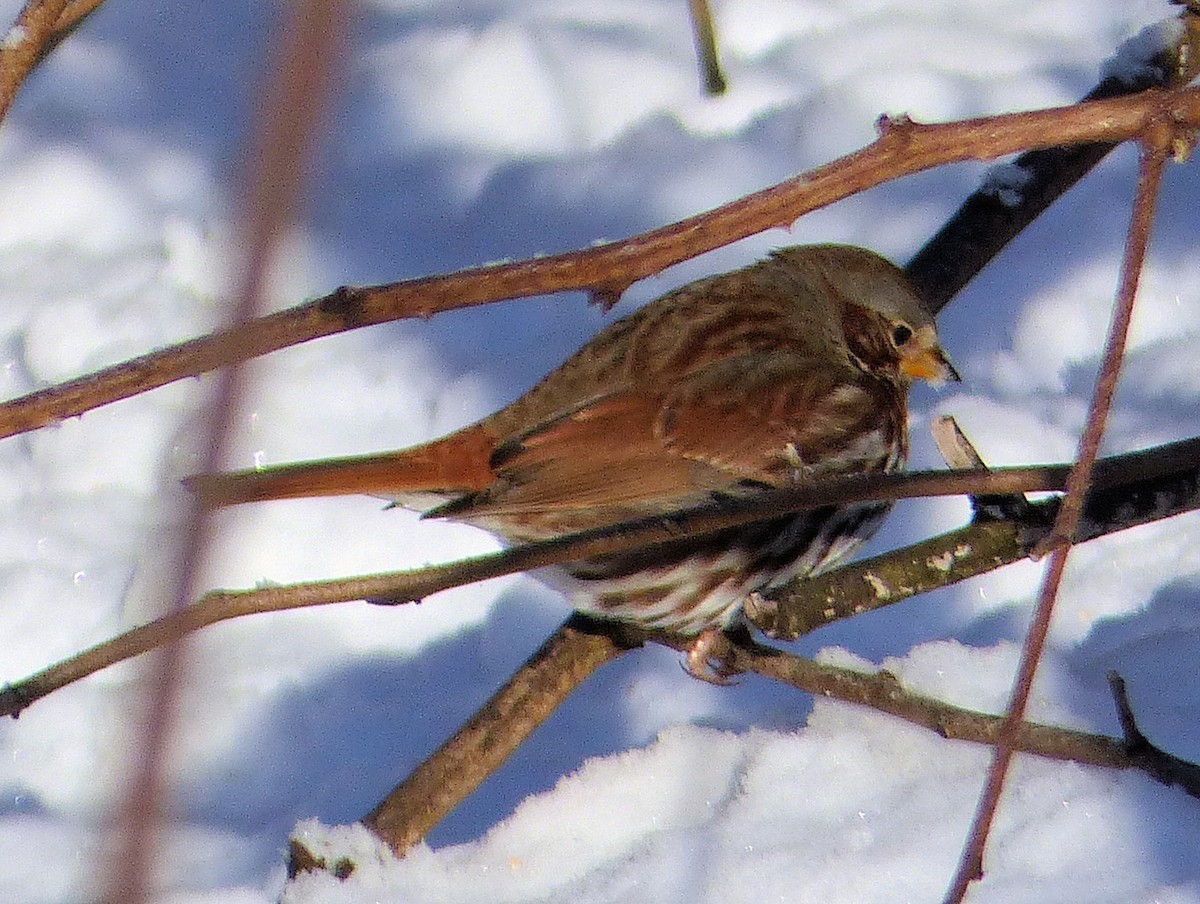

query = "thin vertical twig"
[[686, 0, 727, 95], [941, 131, 1172, 904], [96, 3, 351, 903]]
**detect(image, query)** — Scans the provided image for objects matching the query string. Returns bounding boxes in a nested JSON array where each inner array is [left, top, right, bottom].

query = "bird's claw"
[[683, 628, 742, 685]]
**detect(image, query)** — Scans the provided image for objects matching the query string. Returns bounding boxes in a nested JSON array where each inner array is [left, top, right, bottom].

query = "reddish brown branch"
[[0, 0, 73, 121], [908, 9, 1200, 310], [1, 86, 1199, 440], [942, 134, 1172, 904]]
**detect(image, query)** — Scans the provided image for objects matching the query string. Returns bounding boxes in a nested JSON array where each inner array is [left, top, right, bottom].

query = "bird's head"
[[776, 244, 959, 386]]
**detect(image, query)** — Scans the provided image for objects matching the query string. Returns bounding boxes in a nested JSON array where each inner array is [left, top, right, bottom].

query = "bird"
[[189, 244, 957, 680]]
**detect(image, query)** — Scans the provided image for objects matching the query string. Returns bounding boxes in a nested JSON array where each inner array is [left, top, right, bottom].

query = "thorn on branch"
[[589, 282, 629, 312], [875, 112, 917, 137], [317, 285, 369, 325], [0, 683, 30, 719]]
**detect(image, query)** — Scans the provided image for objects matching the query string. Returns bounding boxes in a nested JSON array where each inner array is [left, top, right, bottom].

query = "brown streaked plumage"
[[190, 244, 956, 679]]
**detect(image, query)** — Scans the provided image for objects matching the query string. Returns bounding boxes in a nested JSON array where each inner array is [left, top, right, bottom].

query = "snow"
[[0, 0, 1198, 901], [1100, 16, 1186, 86], [980, 162, 1033, 209]]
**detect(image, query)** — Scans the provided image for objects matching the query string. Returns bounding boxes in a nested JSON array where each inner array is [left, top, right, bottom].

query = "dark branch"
[[1108, 671, 1200, 797], [907, 8, 1200, 311]]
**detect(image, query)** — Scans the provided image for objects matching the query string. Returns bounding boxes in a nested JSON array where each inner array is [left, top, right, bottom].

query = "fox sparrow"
[[192, 245, 956, 679]]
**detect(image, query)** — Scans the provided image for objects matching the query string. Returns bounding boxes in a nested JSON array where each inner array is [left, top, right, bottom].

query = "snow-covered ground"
[[1, 0, 1199, 901]]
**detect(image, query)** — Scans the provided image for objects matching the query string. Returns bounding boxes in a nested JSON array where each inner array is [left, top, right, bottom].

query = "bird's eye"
[[891, 323, 913, 346]]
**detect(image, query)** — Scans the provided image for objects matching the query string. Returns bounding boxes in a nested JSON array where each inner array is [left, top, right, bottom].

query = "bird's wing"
[[428, 353, 900, 528]]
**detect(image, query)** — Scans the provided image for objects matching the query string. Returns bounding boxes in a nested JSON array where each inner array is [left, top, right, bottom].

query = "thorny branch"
[[0, 84, 1199, 439]]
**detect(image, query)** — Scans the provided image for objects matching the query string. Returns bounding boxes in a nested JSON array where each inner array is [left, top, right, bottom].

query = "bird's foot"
[[683, 628, 742, 685]]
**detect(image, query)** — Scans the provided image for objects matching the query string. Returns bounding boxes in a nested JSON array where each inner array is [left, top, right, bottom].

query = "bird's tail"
[[186, 424, 497, 508]]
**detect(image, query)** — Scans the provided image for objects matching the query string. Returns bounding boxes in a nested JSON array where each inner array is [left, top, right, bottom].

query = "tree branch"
[[669, 634, 1132, 771], [351, 615, 634, 860], [943, 117, 1175, 904], [2, 84, 1199, 439], [0, 0, 73, 122], [6, 435, 1200, 720], [907, 8, 1200, 310]]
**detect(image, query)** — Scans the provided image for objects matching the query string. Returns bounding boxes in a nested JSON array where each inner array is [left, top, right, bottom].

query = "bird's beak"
[[899, 346, 960, 385]]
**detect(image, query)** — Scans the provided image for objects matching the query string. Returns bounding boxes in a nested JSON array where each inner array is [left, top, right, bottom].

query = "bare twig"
[[1107, 672, 1200, 796], [2, 86, 1200, 439], [7, 435, 1200, 722], [670, 636, 1133, 770], [686, 0, 726, 95], [14, 442, 1200, 711], [942, 130, 1172, 904]]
